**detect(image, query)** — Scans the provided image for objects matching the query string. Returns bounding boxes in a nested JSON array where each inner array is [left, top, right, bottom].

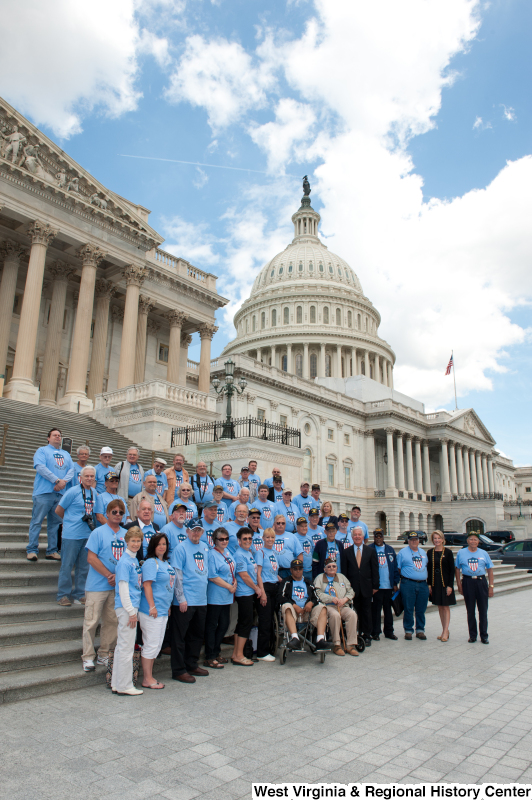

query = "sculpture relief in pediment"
[[463, 413, 476, 436]]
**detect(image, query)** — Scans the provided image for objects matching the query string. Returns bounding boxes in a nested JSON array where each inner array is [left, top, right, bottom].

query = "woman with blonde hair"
[[169, 482, 198, 520], [319, 501, 338, 530], [427, 530, 456, 642]]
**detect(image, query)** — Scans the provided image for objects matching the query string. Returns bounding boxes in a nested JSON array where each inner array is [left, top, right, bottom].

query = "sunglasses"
[[109, 510, 123, 516], [217, 536, 229, 542], [241, 537, 253, 541], [292, 567, 303, 571]]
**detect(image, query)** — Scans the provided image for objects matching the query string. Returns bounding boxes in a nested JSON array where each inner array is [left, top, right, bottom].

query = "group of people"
[[27, 427, 496, 694]]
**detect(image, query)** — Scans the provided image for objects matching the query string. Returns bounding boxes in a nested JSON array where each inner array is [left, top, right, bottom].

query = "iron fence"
[[171, 416, 301, 448]]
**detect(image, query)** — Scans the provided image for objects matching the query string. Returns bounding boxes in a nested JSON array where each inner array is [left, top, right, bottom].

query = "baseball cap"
[[213, 484, 224, 491], [153, 457, 167, 465], [273, 475, 283, 482], [172, 503, 187, 511], [324, 557, 337, 566], [248, 508, 261, 516], [300, 481, 310, 487], [467, 530, 481, 539], [105, 471, 119, 481], [373, 528, 384, 536], [290, 559, 304, 568], [338, 513, 349, 521], [296, 516, 307, 525], [325, 521, 337, 530], [100, 447, 113, 455], [407, 531, 420, 539], [309, 508, 319, 517], [203, 500, 219, 509], [240, 466, 250, 471], [186, 518, 204, 530]]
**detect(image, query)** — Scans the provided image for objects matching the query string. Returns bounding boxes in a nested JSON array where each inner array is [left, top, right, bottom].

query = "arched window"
[[347, 310, 352, 328], [283, 307, 289, 324], [271, 309, 277, 327], [319, 263, 324, 273], [310, 353, 317, 377], [303, 448, 312, 484], [361, 360, 365, 375], [252, 315, 256, 332], [357, 313, 361, 329], [325, 354, 332, 377], [338, 267, 342, 276], [310, 305, 316, 323], [336, 308, 341, 326], [281, 355, 287, 372], [323, 307, 329, 324], [295, 353, 303, 377], [309, 262, 313, 272], [270, 269, 274, 277], [288, 263, 293, 273], [299, 262, 303, 272], [296, 306, 303, 323], [279, 266, 283, 275], [261, 312, 266, 329]]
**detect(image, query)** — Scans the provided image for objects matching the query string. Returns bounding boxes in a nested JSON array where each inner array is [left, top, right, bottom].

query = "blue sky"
[[1, 0, 531, 464]]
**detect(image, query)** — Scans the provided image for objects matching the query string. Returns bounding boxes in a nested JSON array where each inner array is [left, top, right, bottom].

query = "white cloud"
[[0, 0, 168, 138], [164, 34, 276, 130], [249, 98, 316, 173], [473, 115, 492, 130], [161, 216, 220, 267], [501, 104, 516, 122], [193, 167, 209, 188]]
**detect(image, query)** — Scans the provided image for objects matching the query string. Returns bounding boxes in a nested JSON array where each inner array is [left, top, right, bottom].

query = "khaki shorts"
[[282, 602, 323, 627]]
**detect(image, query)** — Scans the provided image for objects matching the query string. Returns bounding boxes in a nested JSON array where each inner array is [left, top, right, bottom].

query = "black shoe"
[[287, 637, 302, 651], [384, 634, 398, 640], [363, 637, 372, 647], [468, 637, 477, 643], [371, 635, 380, 641], [315, 639, 330, 651], [481, 638, 489, 644]]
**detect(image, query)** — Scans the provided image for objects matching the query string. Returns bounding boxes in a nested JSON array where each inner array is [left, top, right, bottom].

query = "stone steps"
[[0, 600, 85, 625], [0, 617, 87, 647], [0, 638, 90, 673], [0, 662, 105, 704], [0, 570, 58, 587]]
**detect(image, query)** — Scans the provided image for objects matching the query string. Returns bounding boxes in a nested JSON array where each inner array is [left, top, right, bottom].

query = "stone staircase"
[[0, 397, 191, 704]]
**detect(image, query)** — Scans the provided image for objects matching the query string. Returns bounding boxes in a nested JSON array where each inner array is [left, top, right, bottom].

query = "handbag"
[[391, 589, 404, 617], [106, 646, 141, 689]]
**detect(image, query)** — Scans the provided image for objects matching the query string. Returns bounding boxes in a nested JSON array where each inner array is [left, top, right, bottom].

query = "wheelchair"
[[273, 605, 329, 664]]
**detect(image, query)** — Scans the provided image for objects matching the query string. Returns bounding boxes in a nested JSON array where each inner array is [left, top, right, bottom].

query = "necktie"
[[356, 547, 362, 567]]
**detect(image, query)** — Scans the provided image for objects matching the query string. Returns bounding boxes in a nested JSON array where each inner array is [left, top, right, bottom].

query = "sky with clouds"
[[1, 0, 530, 463]]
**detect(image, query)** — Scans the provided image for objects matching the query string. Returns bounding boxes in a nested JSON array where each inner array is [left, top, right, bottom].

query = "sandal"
[[203, 659, 224, 669], [143, 681, 165, 689], [231, 657, 253, 666], [216, 656, 229, 663]]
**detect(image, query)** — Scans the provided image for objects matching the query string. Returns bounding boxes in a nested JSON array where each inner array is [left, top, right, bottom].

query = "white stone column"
[[351, 347, 357, 376], [414, 437, 423, 494], [319, 343, 325, 377], [39, 262, 74, 406], [286, 343, 292, 373], [481, 454, 489, 496], [469, 449, 478, 494], [476, 451, 484, 494], [166, 310, 187, 384], [271, 344, 277, 369], [422, 440, 431, 495], [303, 342, 309, 378], [59, 243, 105, 411], [4, 222, 57, 404], [396, 432, 405, 491], [440, 438, 450, 495], [449, 442, 458, 495], [405, 434, 414, 491], [375, 354, 381, 384], [386, 427, 396, 490], [336, 344, 342, 377], [365, 430, 376, 490], [198, 323, 217, 393], [133, 295, 153, 385], [364, 350, 370, 378], [87, 280, 115, 401], [179, 332, 192, 385], [117, 266, 146, 389], [456, 445, 465, 494], [0, 240, 27, 394], [487, 457, 495, 494], [388, 361, 394, 388], [463, 447, 472, 495]]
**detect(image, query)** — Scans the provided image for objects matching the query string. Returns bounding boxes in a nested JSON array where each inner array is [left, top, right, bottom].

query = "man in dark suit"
[[124, 499, 160, 562], [343, 526, 379, 647]]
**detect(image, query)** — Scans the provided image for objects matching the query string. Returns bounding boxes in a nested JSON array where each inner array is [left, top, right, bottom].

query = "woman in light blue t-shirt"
[[205, 527, 237, 669], [138, 532, 175, 690], [232, 527, 264, 667]]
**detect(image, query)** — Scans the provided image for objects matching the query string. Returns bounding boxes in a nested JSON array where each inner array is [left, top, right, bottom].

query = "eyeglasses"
[[292, 567, 303, 571], [217, 536, 229, 542], [240, 537, 253, 541], [109, 510, 123, 516]]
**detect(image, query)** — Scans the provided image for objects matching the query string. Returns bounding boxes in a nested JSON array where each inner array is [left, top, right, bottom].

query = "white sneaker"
[[83, 660, 95, 672], [116, 687, 143, 696], [257, 654, 276, 662], [96, 656, 108, 666]]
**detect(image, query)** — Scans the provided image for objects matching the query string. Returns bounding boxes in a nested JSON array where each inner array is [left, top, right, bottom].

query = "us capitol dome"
[[223, 180, 396, 385]]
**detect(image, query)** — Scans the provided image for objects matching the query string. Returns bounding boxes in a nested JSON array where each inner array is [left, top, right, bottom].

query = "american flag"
[[445, 354, 453, 375]]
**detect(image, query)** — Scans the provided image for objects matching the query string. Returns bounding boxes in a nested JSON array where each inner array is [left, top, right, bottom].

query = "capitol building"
[[0, 95, 530, 539]]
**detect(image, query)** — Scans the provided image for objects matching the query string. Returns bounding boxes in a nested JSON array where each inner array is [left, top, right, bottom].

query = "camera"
[[82, 513, 96, 532]]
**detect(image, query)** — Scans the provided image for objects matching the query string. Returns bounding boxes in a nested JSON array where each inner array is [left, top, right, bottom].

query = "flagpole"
[[452, 350, 458, 410]]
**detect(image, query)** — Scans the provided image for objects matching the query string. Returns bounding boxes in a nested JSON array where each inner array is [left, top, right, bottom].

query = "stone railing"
[[147, 248, 218, 291], [94, 380, 217, 412], [187, 359, 199, 371]]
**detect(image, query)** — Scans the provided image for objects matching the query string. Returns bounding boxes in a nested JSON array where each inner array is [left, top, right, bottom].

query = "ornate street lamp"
[[211, 358, 247, 438]]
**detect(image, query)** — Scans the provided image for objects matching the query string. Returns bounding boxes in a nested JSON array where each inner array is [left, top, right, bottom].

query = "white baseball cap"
[[154, 457, 167, 465], [100, 447, 113, 455]]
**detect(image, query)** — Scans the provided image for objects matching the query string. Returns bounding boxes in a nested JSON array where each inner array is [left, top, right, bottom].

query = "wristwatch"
[[489, 584, 494, 588]]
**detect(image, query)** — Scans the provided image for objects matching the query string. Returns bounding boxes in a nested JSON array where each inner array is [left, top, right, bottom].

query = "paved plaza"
[[1, 591, 532, 800]]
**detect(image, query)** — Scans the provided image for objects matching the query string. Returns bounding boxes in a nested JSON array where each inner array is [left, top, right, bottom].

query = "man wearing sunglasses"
[[82, 498, 127, 672], [279, 559, 329, 651], [273, 489, 299, 532]]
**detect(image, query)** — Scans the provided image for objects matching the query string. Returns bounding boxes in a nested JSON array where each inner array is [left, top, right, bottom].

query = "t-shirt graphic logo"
[[342, 538, 350, 550], [111, 539, 125, 561], [302, 501, 310, 513], [134, 564, 142, 586], [269, 554, 278, 572], [178, 532, 186, 542], [144, 530, 154, 548], [168, 567, 175, 589], [206, 531, 214, 547], [312, 533, 321, 545], [216, 507, 225, 521], [275, 492, 282, 502], [131, 468, 140, 482], [53, 452, 65, 468], [468, 557, 479, 573], [287, 510, 295, 522], [412, 555, 423, 570], [175, 473, 183, 486], [378, 553, 387, 567], [156, 478, 164, 492], [154, 498, 163, 512], [194, 552, 205, 571], [264, 508, 271, 519], [253, 536, 263, 551], [227, 484, 235, 493], [327, 545, 337, 561], [84, 497, 94, 515], [303, 541, 311, 555], [273, 539, 284, 552], [185, 509, 193, 520], [293, 585, 306, 601]]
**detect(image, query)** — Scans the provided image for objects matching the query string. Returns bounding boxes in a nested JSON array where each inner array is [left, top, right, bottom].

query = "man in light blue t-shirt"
[[455, 531, 494, 644], [144, 457, 169, 497], [397, 532, 429, 640], [347, 506, 368, 540], [217, 464, 240, 509], [28, 427, 75, 561]]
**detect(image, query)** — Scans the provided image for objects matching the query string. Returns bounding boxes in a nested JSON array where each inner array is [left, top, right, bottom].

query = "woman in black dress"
[[427, 530, 456, 642]]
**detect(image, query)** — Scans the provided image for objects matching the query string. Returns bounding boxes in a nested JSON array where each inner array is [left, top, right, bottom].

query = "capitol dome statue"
[[223, 179, 396, 386]]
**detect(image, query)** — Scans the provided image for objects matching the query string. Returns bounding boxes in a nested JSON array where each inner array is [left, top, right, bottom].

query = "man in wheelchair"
[[279, 559, 330, 651], [313, 557, 359, 657]]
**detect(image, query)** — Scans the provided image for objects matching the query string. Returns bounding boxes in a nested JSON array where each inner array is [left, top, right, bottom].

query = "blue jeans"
[[57, 538, 89, 600], [400, 579, 429, 633], [28, 492, 63, 555], [304, 571, 313, 582]]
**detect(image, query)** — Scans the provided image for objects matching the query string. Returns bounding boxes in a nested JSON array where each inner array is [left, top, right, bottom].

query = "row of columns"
[[440, 440, 495, 497], [0, 224, 218, 410], [256, 343, 394, 386]]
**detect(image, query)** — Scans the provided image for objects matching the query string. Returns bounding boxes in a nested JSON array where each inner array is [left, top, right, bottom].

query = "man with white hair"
[[55, 466, 97, 606], [228, 486, 252, 520], [95, 447, 114, 493], [115, 447, 144, 501], [144, 457, 168, 496], [128, 473, 169, 529], [343, 526, 379, 647], [68, 445, 92, 489]]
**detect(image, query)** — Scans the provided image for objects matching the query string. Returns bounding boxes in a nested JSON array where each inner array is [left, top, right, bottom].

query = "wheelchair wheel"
[[279, 647, 287, 665], [355, 633, 366, 653], [319, 651, 326, 663], [271, 612, 284, 653]]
